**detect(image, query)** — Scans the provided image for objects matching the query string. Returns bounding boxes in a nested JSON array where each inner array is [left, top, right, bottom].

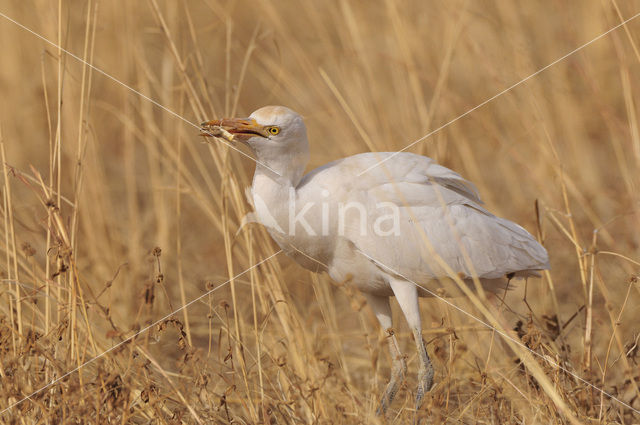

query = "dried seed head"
[[177, 336, 187, 350], [21, 242, 36, 257]]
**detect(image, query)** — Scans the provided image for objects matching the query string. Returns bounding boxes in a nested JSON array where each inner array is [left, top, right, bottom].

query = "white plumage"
[[296, 153, 548, 287], [202, 105, 550, 414]]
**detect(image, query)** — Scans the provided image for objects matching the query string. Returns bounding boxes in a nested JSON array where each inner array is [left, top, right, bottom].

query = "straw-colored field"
[[1, 1, 639, 423]]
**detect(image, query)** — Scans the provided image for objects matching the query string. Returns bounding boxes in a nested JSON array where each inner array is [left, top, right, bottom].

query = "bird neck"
[[251, 167, 297, 238], [251, 165, 297, 204], [249, 134, 310, 235], [251, 136, 309, 187], [254, 159, 305, 188]]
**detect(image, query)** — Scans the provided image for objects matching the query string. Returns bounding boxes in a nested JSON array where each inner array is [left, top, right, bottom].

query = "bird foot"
[[376, 354, 407, 416], [415, 362, 434, 411]]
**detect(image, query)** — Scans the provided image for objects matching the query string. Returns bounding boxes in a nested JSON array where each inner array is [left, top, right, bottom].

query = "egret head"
[[202, 106, 309, 184]]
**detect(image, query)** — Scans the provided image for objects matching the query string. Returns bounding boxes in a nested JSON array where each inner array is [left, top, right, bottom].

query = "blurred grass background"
[[0, 0, 639, 423]]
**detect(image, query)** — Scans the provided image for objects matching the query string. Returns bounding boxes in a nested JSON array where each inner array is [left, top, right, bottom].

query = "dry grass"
[[0, 0, 640, 423]]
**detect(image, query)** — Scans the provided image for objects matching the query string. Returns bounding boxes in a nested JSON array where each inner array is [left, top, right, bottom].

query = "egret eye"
[[267, 126, 280, 135]]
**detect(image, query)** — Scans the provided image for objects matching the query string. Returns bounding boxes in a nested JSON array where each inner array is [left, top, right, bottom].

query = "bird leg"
[[413, 327, 434, 411], [365, 294, 407, 415], [389, 279, 435, 412], [377, 328, 407, 415]]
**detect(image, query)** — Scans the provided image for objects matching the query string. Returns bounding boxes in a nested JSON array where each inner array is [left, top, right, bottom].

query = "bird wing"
[[300, 152, 482, 204], [298, 152, 549, 281]]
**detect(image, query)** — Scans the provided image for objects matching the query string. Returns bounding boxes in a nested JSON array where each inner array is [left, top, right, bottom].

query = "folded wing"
[[298, 152, 549, 281]]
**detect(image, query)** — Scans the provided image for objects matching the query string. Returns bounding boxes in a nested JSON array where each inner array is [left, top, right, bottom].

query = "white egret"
[[201, 106, 549, 414]]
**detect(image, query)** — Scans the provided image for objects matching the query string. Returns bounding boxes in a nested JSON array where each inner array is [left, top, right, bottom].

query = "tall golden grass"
[[0, 0, 639, 423]]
